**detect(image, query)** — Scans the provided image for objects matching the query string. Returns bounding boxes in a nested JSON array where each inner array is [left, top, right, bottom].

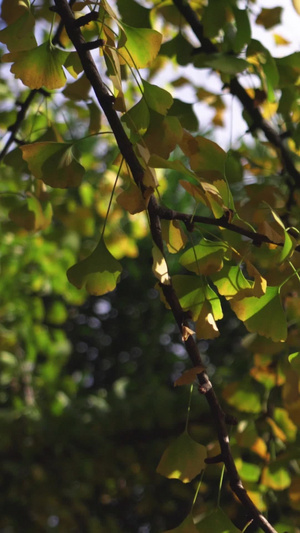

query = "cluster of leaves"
[[1, 0, 300, 531]]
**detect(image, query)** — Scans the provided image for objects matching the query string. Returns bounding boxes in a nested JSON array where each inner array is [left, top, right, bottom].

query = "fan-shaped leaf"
[[3, 42, 69, 89], [156, 430, 206, 483], [21, 142, 85, 188], [230, 286, 287, 342], [67, 238, 122, 296], [118, 23, 162, 68]]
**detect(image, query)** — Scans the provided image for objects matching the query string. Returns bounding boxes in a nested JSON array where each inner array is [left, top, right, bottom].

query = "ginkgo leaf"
[[211, 264, 251, 299], [156, 430, 206, 483], [118, 23, 162, 68], [121, 98, 150, 137], [20, 142, 85, 188], [152, 244, 171, 285], [179, 180, 225, 217], [195, 300, 220, 339], [196, 508, 241, 532], [9, 195, 52, 232], [1, 0, 30, 24], [143, 113, 183, 159], [223, 379, 262, 414], [179, 131, 226, 179], [261, 464, 291, 491], [63, 74, 91, 101], [2, 42, 69, 90], [117, 181, 148, 214], [288, 352, 300, 375], [0, 10, 36, 52], [142, 78, 173, 115], [174, 366, 205, 386], [292, 0, 300, 15], [67, 238, 122, 296], [200, 54, 249, 75], [148, 155, 196, 179], [135, 143, 158, 188], [170, 276, 223, 339], [164, 513, 199, 533], [161, 220, 188, 254], [179, 239, 226, 275], [230, 286, 287, 342]]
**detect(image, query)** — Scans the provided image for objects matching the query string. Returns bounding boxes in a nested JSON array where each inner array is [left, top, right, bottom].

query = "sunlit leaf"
[[118, 23, 162, 68], [67, 238, 123, 296], [261, 464, 291, 491], [230, 286, 287, 342], [0, 10, 36, 51], [223, 379, 262, 414], [180, 239, 226, 276], [156, 430, 206, 483], [2, 42, 69, 90], [288, 352, 300, 374], [174, 366, 205, 386], [21, 142, 85, 188], [292, 0, 300, 15], [211, 264, 251, 299], [152, 244, 171, 285], [161, 220, 188, 254]]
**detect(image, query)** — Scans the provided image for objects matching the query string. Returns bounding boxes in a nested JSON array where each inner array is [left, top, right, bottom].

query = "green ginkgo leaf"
[[179, 239, 227, 275], [21, 142, 85, 188], [118, 23, 162, 68], [121, 97, 150, 136], [142, 78, 173, 115], [230, 286, 287, 342], [156, 430, 206, 483], [2, 42, 69, 89], [211, 264, 251, 298], [0, 10, 36, 52], [67, 238, 123, 296]]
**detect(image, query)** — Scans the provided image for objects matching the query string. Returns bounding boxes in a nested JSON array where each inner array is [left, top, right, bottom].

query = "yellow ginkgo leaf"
[[2, 42, 69, 90]]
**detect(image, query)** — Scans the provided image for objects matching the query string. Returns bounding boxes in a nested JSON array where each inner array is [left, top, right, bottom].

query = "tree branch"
[[172, 0, 300, 189], [156, 204, 300, 252], [54, 1, 278, 531]]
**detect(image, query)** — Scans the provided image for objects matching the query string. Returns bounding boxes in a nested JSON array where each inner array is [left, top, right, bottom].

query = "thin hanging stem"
[[100, 156, 124, 239]]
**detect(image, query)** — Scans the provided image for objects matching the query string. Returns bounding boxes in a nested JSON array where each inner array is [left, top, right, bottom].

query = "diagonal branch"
[[54, 1, 278, 532], [172, 0, 300, 189]]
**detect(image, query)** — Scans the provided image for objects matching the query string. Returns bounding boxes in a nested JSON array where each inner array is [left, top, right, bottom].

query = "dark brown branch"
[[172, 0, 300, 189], [74, 11, 99, 28], [54, 2, 278, 532], [156, 204, 300, 253], [0, 90, 38, 161]]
